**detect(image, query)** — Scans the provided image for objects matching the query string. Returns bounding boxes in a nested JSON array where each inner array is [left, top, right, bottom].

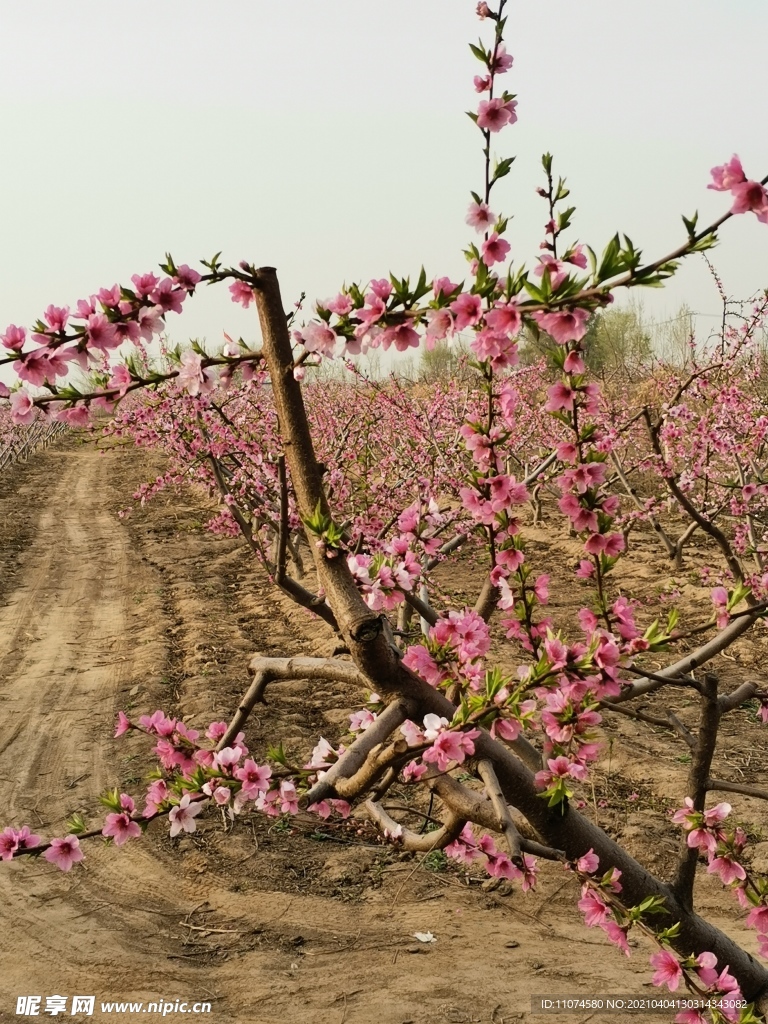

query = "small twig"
[[621, 664, 702, 692], [401, 589, 438, 627], [181, 924, 241, 935], [477, 759, 523, 866], [364, 799, 465, 853], [706, 778, 768, 802], [666, 711, 697, 750]]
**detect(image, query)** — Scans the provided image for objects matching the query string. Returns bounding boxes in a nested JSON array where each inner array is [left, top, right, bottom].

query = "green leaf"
[[268, 741, 288, 766], [413, 265, 432, 303], [469, 41, 489, 64], [621, 235, 642, 273], [585, 245, 598, 280], [727, 582, 752, 611], [160, 252, 178, 276], [656, 922, 681, 941], [492, 156, 516, 185], [681, 212, 699, 238], [557, 206, 576, 232], [634, 260, 681, 286], [66, 812, 88, 835], [523, 278, 546, 302], [597, 234, 621, 281], [302, 500, 330, 536], [99, 787, 122, 812], [689, 231, 718, 254], [506, 264, 528, 297]]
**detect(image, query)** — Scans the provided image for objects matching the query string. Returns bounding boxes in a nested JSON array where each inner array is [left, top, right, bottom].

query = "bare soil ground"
[[1, 435, 766, 1024]]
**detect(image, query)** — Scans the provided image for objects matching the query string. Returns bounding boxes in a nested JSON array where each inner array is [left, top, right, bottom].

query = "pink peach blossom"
[[174, 264, 202, 290], [10, 390, 37, 425], [131, 272, 159, 296], [102, 812, 142, 846], [150, 278, 185, 314], [379, 323, 420, 351], [0, 828, 19, 860], [491, 44, 513, 73], [481, 233, 511, 266], [114, 711, 132, 737], [476, 97, 518, 132], [44, 836, 84, 872], [450, 292, 483, 331], [708, 155, 746, 192], [707, 855, 746, 885], [730, 179, 768, 217], [577, 888, 610, 927], [44, 304, 70, 332], [466, 201, 495, 232], [229, 280, 255, 307], [533, 308, 590, 345], [576, 849, 599, 874], [1, 324, 26, 350], [650, 949, 683, 991], [301, 320, 338, 357], [168, 795, 203, 837]]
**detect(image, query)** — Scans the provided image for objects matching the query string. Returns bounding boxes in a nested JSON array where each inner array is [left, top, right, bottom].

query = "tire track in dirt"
[[0, 443, 230, 1014], [0, 450, 132, 815], [0, 443, 418, 1023]]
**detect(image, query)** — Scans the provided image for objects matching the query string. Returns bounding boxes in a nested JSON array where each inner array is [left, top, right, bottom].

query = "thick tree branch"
[[363, 800, 465, 852], [671, 675, 721, 909], [253, 266, 404, 684], [218, 655, 371, 751], [609, 610, 766, 704], [402, 589, 438, 627], [304, 699, 413, 805], [718, 681, 759, 713]]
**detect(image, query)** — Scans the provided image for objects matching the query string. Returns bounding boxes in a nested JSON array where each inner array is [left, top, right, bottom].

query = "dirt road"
[[0, 441, 206, 1012], [0, 438, 758, 1024]]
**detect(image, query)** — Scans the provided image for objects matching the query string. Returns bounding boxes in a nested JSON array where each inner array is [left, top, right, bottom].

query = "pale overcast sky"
[[0, 1, 766, 359]]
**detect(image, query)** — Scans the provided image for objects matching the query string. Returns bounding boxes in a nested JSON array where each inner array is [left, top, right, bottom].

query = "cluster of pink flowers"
[[4, 5, 768, 1008], [403, 608, 491, 692], [395, 499, 452, 558], [444, 823, 538, 889], [672, 799, 748, 886], [347, 542, 420, 612], [2, 707, 357, 872], [399, 714, 481, 775], [575, 854, 630, 955], [651, 948, 743, 1023], [709, 155, 768, 223], [0, 825, 41, 861], [3, 267, 202, 424], [574, 846, 747, 1013]]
